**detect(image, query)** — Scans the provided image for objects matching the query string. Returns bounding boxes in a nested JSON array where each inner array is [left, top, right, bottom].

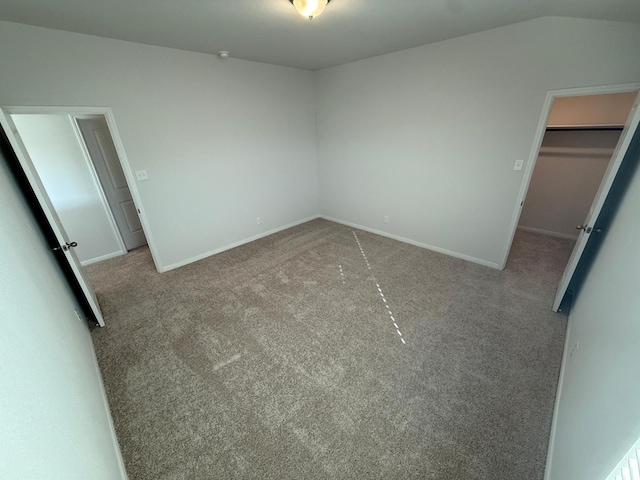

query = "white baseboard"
[[87, 331, 130, 479], [319, 215, 501, 270], [160, 214, 503, 273], [543, 322, 572, 480], [160, 215, 320, 272], [80, 249, 126, 266], [517, 226, 579, 241]]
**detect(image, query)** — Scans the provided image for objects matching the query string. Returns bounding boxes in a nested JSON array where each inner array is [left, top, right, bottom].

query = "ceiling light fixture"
[[289, 0, 332, 20]]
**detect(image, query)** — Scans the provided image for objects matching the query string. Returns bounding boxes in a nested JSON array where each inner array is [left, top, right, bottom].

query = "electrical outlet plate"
[[383, 216, 389, 224], [135, 170, 149, 181], [256, 217, 262, 225]]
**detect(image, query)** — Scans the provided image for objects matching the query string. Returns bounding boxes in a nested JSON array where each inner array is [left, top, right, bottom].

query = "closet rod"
[[546, 125, 624, 131]]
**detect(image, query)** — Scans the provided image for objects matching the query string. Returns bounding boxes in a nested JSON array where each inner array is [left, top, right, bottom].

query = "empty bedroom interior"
[[1, 3, 640, 480]]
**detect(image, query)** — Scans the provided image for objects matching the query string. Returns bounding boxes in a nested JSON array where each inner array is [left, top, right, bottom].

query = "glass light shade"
[[292, 0, 329, 20]]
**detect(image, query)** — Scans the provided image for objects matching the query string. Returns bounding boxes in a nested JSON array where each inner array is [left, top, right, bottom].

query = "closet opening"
[[503, 87, 640, 312]]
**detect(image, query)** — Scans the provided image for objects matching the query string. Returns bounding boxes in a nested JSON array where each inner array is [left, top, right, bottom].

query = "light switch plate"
[[135, 170, 149, 181], [513, 159, 524, 171]]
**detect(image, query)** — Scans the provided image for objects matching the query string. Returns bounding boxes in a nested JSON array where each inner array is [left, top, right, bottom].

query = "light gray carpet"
[[87, 219, 574, 479]]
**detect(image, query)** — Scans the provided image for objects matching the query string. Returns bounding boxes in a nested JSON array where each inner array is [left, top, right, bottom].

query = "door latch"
[[53, 241, 78, 252], [575, 225, 593, 234]]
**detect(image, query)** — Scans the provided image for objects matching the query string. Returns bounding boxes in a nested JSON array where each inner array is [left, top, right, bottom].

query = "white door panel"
[[94, 128, 128, 191], [77, 118, 147, 251], [121, 200, 143, 233]]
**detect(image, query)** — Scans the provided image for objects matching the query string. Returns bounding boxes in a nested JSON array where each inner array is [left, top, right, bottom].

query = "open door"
[[552, 92, 640, 311], [76, 116, 147, 251], [0, 109, 106, 326]]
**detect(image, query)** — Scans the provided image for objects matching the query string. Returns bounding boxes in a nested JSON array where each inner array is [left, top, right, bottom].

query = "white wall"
[[11, 114, 123, 264], [314, 17, 640, 268], [546, 149, 640, 479], [518, 129, 621, 239], [0, 21, 319, 271], [548, 92, 637, 127], [0, 144, 127, 478]]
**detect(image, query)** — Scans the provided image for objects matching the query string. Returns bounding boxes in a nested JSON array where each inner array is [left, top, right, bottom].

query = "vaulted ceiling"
[[1, 0, 639, 70]]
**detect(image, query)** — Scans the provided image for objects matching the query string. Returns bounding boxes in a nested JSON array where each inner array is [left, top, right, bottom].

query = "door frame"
[[0, 105, 161, 272], [73, 114, 145, 256], [499, 82, 640, 271]]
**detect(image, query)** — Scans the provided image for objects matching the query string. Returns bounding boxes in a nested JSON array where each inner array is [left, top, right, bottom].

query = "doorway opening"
[[0, 106, 158, 326], [9, 112, 147, 265], [518, 94, 633, 244], [502, 84, 640, 312]]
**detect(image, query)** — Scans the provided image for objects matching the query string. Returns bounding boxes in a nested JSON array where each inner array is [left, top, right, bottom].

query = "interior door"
[[552, 91, 640, 311], [0, 109, 106, 326], [77, 117, 147, 251]]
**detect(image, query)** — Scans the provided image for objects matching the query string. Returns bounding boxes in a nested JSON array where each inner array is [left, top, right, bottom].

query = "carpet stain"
[[212, 353, 242, 372], [277, 270, 290, 284]]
